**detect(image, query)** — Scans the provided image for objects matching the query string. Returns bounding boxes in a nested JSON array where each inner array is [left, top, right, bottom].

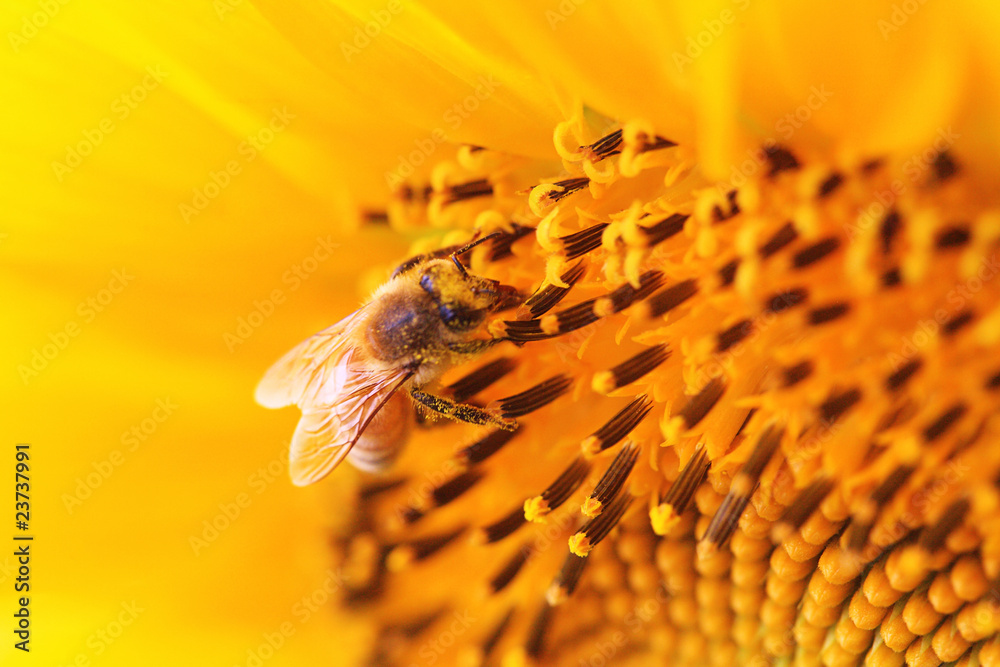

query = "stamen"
[[540, 298, 601, 335], [547, 553, 589, 604], [637, 135, 677, 154], [921, 403, 966, 443], [764, 145, 801, 177], [361, 209, 390, 225], [713, 190, 740, 222], [879, 209, 902, 255], [881, 267, 902, 287], [817, 172, 844, 198], [559, 222, 609, 259], [582, 442, 640, 517], [808, 302, 851, 325], [455, 427, 521, 467], [517, 261, 586, 319], [941, 310, 974, 336], [641, 213, 688, 247], [718, 259, 739, 287], [818, 387, 862, 423], [918, 498, 971, 553], [489, 546, 530, 594], [570, 492, 633, 556], [489, 375, 573, 418], [480, 608, 515, 661], [759, 222, 798, 259], [427, 470, 483, 509], [935, 225, 971, 249], [987, 369, 1000, 390], [488, 224, 536, 261], [446, 357, 518, 402], [359, 477, 407, 500], [586, 129, 624, 161], [544, 177, 590, 203], [479, 505, 527, 544], [885, 359, 922, 392], [524, 457, 591, 522], [592, 344, 670, 394], [524, 602, 554, 659], [594, 270, 665, 316], [764, 288, 809, 314], [844, 465, 915, 552], [443, 178, 493, 204], [792, 237, 840, 269], [700, 425, 784, 555], [679, 377, 727, 429], [782, 361, 814, 387], [643, 279, 699, 318], [772, 478, 835, 542], [717, 319, 753, 352], [581, 395, 653, 456], [387, 526, 466, 570], [650, 446, 709, 535], [930, 151, 959, 183]]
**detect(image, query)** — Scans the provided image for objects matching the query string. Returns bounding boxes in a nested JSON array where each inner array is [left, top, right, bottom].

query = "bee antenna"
[[449, 231, 503, 276]]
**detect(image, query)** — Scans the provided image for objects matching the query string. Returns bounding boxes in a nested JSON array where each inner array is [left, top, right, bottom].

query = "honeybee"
[[255, 234, 521, 486]]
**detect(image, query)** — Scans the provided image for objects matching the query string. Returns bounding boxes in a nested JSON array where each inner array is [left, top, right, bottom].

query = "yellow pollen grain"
[[591, 371, 615, 396], [523, 496, 550, 523], [581, 496, 603, 518], [581, 435, 602, 457], [569, 532, 593, 557], [650, 503, 679, 536]]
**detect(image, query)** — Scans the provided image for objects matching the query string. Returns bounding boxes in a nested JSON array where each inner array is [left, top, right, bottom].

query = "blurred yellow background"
[[0, 1, 420, 664]]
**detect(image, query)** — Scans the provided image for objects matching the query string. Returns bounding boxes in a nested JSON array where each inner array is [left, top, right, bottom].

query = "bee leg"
[[446, 339, 499, 356], [410, 388, 517, 431]]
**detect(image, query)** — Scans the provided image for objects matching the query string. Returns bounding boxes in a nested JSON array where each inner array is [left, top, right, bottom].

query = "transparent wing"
[[288, 366, 412, 486], [254, 308, 367, 410], [255, 306, 413, 486]]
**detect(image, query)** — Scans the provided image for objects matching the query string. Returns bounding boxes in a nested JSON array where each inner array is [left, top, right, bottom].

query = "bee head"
[[418, 259, 500, 331]]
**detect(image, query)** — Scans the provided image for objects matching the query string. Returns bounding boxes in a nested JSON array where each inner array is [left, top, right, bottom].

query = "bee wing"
[[254, 308, 368, 409], [288, 366, 413, 486]]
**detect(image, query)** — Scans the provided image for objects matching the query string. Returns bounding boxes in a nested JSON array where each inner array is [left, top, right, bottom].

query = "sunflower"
[[249, 1, 1000, 665], [7, 0, 1000, 666]]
